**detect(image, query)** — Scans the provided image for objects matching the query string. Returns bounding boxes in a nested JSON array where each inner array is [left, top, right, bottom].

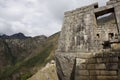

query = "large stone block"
[[76, 64, 86, 70], [87, 58, 97, 63], [90, 70, 117, 76], [96, 57, 118, 63], [97, 76, 118, 80], [76, 53, 94, 59], [105, 63, 118, 70], [76, 70, 89, 76], [95, 64, 106, 70], [75, 76, 89, 80], [55, 53, 76, 80], [87, 64, 106, 70]]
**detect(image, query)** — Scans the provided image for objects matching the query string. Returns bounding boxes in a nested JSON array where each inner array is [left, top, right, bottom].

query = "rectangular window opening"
[[95, 8, 117, 25]]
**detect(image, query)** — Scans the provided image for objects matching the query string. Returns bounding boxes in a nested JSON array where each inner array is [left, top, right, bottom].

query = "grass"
[[22, 44, 54, 67], [28, 64, 58, 80], [0, 32, 59, 80]]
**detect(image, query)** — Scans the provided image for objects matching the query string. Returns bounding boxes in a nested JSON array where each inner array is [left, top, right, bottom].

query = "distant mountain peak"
[[11, 32, 28, 39], [0, 32, 48, 40], [0, 32, 30, 39]]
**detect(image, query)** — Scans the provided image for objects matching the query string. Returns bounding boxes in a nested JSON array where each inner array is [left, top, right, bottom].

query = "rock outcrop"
[[28, 60, 58, 80]]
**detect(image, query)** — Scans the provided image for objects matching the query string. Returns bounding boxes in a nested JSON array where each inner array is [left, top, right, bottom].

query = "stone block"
[[89, 70, 97, 76], [87, 64, 96, 69], [90, 70, 117, 76], [75, 76, 89, 80], [76, 64, 86, 70], [95, 53, 103, 58], [106, 57, 119, 63], [100, 71, 117, 76], [76, 70, 89, 76], [97, 76, 118, 80], [87, 58, 97, 63], [89, 76, 97, 80], [97, 58, 105, 63], [97, 57, 118, 63], [76, 58, 87, 69], [95, 64, 106, 70], [76, 58, 86, 64], [87, 64, 106, 70], [106, 63, 118, 70], [77, 53, 94, 59]]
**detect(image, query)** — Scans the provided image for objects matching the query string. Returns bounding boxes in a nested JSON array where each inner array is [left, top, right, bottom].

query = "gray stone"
[[55, 0, 120, 80]]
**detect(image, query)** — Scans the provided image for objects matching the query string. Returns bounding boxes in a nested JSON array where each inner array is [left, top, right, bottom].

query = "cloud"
[[0, 0, 109, 36]]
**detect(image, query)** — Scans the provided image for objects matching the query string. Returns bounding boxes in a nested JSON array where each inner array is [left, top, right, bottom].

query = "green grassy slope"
[[0, 32, 60, 80], [28, 63, 58, 80]]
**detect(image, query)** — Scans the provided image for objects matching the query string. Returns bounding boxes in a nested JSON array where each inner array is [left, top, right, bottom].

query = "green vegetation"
[[0, 32, 59, 80], [18, 72, 32, 80], [28, 64, 58, 80]]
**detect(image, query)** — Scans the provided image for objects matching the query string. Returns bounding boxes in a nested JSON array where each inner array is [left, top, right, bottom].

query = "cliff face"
[[28, 60, 58, 80], [0, 34, 47, 69], [0, 39, 14, 69]]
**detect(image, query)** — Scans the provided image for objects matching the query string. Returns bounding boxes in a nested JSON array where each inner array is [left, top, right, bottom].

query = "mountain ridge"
[[0, 32, 59, 80], [0, 32, 47, 39]]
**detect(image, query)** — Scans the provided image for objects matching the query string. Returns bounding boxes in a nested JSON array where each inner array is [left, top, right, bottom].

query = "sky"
[[0, 0, 109, 37]]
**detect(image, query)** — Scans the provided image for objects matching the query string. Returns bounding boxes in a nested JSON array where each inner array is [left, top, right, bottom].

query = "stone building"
[[55, 0, 120, 80]]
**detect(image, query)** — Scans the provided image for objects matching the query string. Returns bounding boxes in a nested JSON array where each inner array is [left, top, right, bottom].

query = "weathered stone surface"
[[96, 57, 118, 63], [89, 70, 117, 76], [55, 53, 76, 80], [55, 0, 120, 80], [105, 63, 118, 70], [76, 70, 89, 76], [97, 76, 118, 80], [75, 76, 89, 80]]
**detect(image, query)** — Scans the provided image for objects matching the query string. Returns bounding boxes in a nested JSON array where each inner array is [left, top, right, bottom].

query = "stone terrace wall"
[[55, 50, 120, 80], [75, 51, 120, 80]]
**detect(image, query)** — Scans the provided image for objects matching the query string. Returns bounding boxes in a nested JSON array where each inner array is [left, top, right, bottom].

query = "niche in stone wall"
[[76, 36, 80, 46], [96, 34, 100, 38], [109, 33, 114, 39]]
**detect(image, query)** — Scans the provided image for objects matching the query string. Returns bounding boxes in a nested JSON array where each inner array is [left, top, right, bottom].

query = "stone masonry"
[[55, 0, 120, 80]]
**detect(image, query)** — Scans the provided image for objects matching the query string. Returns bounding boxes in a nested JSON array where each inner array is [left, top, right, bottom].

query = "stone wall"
[[55, 0, 120, 80], [57, 2, 120, 52], [107, 0, 120, 5], [57, 3, 97, 52], [56, 50, 120, 80], [75, 51, 120, 80]]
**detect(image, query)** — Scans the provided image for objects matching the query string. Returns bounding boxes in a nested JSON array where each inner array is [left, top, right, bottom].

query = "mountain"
[[0, 33, 31, 39], [0, 32, 59, 80]]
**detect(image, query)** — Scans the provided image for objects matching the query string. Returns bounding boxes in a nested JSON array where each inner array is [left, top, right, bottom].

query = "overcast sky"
[[0, 0, 109, 36]]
